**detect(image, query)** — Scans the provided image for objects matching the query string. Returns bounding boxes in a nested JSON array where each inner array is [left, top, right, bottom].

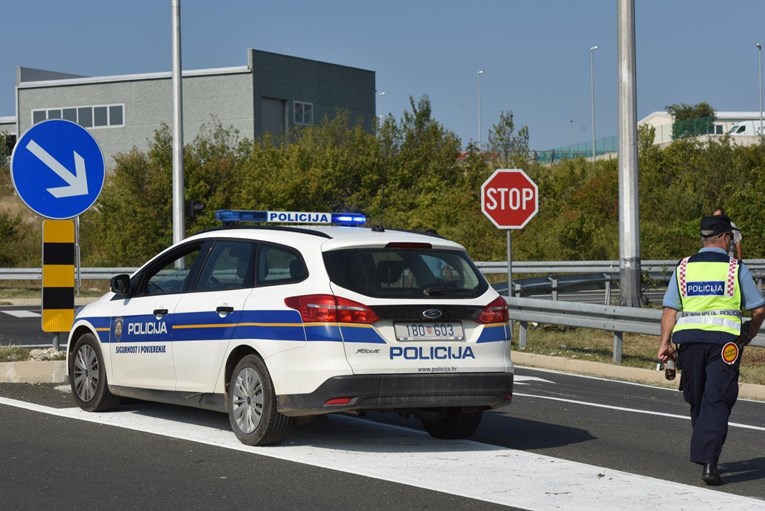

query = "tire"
[[69, 333, 120, 412], [228, 354, 292, 446], [422, 407, 483, 439]]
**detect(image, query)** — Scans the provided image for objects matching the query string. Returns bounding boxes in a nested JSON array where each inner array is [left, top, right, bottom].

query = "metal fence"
[[534, 135, 619, 164]]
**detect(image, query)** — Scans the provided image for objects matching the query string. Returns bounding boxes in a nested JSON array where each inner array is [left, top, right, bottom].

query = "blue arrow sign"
[[11, 119, 105, 220]]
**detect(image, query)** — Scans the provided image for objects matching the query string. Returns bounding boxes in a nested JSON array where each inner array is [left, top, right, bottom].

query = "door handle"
[[216, 306, 235, 316], [153, 308, 169, 319]]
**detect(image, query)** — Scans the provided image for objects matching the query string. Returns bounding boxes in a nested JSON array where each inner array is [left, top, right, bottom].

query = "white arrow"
[[25, 140, 89, 198]]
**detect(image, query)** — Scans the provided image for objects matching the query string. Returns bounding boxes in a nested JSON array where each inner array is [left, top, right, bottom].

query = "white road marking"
[[1, 396, 763, 510], [2, 310, 40, 318], [514, 392, 765, 432], [513, 375, 554, 385]]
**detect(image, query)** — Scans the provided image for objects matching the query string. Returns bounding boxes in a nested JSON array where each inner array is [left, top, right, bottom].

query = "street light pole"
[[569, 119, 574, 158], [171, 0, 185, 247], [757, 44, 763, 140], [589, 46, 598, 161], [378, 91, 386, 120], [477, 70, 484, 149]]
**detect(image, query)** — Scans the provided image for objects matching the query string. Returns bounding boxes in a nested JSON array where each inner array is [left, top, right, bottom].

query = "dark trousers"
[[677, 342, 741, 465]]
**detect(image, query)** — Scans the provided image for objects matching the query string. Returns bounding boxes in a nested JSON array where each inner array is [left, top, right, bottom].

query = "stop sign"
[[481, 168, 538, 229]]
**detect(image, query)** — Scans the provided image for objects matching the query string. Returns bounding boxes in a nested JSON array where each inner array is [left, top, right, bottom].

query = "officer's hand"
[[737, 320, 754, 348], [657, 343, 675, 363]]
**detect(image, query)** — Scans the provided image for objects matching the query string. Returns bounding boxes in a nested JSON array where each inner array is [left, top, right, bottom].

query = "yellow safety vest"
[[671, 255, 742, 342]]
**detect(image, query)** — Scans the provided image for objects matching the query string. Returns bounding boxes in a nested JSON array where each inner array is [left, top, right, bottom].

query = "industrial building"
[[4, 49, 376, 169]]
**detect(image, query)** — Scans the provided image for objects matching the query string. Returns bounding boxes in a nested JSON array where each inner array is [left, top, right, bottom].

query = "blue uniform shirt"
[[663, 247, 765, 311]]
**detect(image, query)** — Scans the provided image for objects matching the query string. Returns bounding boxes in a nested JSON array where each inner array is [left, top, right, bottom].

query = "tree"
[[487, 111, 529, 168], [666, 102, 716, 139], [0, 133, 8, 167]]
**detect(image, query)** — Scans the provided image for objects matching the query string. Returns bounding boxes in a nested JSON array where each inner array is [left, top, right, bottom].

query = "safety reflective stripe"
[[675, 316, 741, 331], [725, 257, 738, 296], [678, 257, 691, 296], [682, 309, 742, 318]]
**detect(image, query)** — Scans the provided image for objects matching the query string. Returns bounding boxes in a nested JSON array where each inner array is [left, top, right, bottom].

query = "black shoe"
[[702, 463, 722, 486]]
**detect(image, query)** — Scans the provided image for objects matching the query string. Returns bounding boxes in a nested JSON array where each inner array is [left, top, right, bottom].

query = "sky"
[[2, 0, 765, 151]]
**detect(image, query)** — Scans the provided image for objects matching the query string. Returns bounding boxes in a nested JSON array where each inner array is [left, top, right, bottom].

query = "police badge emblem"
[[114, 317, 124, 342]]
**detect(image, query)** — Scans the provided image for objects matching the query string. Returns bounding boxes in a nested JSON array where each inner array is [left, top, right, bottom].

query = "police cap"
[[700, 215, 736, 238]]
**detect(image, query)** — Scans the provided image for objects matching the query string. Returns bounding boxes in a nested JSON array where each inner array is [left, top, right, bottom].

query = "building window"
[[32, 104, 125, 129], [93, 106, 108, 127], [63, 108, 77, 122], [109, 105, 123, 125], [294, 101, 313, 125]]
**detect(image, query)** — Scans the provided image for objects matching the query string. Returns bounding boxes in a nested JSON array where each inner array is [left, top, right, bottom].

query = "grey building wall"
[[249, 49, 375, 135], [14, 49, 376, 171]]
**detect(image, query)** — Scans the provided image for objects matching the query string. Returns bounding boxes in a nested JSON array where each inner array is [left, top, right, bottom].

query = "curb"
[[0, 360, 67, 384]]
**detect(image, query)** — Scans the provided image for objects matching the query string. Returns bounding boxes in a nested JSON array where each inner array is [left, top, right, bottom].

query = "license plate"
[[394, 322, 464, 341]]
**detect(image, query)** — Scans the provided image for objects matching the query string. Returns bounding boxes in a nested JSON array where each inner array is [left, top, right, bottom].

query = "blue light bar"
[[215, 210, 366, 226]]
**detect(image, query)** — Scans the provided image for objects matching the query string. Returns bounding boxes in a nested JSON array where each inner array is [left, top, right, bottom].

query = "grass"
[[0, 346, 66, 363], [0, 281, 109, 304]]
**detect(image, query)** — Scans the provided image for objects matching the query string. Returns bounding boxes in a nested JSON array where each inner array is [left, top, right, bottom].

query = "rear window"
[[323, 248, 488, 299]]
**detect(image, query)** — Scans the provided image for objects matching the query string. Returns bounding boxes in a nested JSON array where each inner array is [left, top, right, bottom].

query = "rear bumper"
[[276, 372, 513, 416]]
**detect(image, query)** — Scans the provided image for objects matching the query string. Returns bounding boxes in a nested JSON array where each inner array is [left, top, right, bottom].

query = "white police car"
[[67, 210, 514, 445]]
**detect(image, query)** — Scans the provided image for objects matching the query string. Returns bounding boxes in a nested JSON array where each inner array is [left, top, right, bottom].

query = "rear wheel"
[[69, 333, 120, 412], [422, 407, 483, 439], [228, 354, 292, 446]]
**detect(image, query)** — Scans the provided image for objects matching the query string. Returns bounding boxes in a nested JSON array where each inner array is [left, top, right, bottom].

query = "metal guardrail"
[[0, 267, 136, 280], [2, 260, 764, 280], [476, 259, 765, 278], [505, 296, 765, 363], [491, 273, 616, 304]]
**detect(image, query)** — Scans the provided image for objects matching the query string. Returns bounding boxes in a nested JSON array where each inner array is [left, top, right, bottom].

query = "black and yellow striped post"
[[42, 220, 75, 334]]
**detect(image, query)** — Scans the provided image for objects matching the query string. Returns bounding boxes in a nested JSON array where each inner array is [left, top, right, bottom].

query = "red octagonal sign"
[[481, 168, 538, 229]]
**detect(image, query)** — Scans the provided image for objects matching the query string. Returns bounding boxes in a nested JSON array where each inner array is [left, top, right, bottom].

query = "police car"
[[67, 210, 514, 445]]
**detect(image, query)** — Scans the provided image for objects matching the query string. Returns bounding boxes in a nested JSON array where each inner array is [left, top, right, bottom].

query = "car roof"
[[185, 225, 466, 251]]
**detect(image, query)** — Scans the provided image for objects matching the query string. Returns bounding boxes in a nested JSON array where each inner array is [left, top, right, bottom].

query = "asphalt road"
[[0, 305, 53, 346], [1, 367, 764, 509]]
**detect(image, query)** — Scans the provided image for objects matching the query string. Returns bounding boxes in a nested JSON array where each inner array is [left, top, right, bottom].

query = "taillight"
[[477, 296, 509, 324], [284, 294, 380, 324]]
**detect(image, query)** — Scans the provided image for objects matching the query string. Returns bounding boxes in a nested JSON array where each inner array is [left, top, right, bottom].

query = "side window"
[[195, 241, 254, 291], [139, 244, 203, 297], [257, 244, 306, 285]]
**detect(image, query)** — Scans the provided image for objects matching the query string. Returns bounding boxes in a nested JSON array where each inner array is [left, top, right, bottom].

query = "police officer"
[[658, 215, 765, 486]]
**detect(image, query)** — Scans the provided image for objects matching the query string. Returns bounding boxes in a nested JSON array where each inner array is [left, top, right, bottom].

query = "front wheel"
[[228, 354, 292, 446], [69, 333, 120, 412], [422, 407, 483, 439]]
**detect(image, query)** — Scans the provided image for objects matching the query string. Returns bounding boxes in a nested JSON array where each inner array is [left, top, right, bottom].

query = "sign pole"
[[11, 118, 106, 341], [506, 230, 512, 296]]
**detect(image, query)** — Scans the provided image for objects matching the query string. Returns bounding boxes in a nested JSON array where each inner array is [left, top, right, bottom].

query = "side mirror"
[[110, 274, 131, 295]]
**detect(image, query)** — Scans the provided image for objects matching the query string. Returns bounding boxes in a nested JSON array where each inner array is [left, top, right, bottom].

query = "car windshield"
[[323, 247, 488, 299]]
